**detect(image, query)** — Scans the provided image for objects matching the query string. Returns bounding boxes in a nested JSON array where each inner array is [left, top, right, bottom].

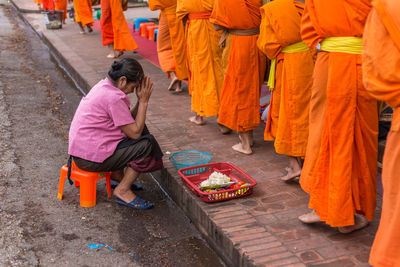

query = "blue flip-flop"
[[116, 196, 153, 210], [110, 181, 143, 191]]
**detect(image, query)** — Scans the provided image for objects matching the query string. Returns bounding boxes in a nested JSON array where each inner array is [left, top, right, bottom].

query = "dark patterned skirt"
[[73, 125, 163, 173]]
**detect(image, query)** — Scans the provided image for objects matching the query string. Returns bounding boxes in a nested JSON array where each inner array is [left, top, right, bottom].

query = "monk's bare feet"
[[239, 135, 254, 147], [232, 143, 252, 155], [173, 81, 183, 93], [107, 51, 123, 59], [168, 77, 179, 91], [281, 167, 301, 182], [116, 51, 124, 58], [338, 214, 368, 234], [87, 25, 93, 32], [299, 210, 320, 224], [189, 115, 204, 125], [79, 30, 85, 34], [218, 124, 232, 135]]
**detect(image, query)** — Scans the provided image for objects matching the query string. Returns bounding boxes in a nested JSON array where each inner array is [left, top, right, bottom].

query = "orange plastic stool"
[[139, 22, 155, 37], [147, 25, 158, 40], [58, 161, 112, 207]]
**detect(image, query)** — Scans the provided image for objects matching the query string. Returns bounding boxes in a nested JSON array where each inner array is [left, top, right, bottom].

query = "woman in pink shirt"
[[69, 58, 163, 209]]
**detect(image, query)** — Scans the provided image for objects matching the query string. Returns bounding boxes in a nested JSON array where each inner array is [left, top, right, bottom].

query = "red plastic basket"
[[178, 162, 257, 203]]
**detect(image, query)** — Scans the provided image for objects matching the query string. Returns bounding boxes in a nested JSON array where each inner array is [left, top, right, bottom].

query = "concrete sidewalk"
[[12, 1, 380, 266]]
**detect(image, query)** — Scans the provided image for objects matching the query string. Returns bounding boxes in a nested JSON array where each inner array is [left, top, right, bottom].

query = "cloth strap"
[[216, 26, 260, 48], [320, 37, 363, 54], [188, 11, 211, 20], [267, 41, 309, 90]]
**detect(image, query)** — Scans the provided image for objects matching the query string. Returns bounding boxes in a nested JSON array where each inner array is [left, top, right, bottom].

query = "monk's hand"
[[136, 76, 153, 104]]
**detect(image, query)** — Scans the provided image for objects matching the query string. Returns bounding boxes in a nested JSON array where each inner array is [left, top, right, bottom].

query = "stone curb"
[[10, 2, 255, 266]]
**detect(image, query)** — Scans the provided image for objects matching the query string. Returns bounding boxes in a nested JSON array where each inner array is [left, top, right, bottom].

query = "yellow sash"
[[320, 37, 362, 54], [267, 41, 309, 90]]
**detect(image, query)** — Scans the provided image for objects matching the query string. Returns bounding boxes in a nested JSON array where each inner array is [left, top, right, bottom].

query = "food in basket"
[[47, 20, 62, 29], [199, 171, 234, 190]]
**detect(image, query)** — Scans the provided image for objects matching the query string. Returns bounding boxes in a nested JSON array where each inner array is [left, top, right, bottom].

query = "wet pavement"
[[0, 3, 224, 266], [6, 0, 384, 266]]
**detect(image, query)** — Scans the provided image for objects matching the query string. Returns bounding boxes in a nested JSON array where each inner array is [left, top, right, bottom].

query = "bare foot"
[[281, 167, 301, 182], [338, 214, 368, 234], [107, 52, 116, 58], [189, 116, 204, 125], [79, 30, 85, 34], [107, 51, 124, 59], [232, 143, 252, 155], [218, 124, 232, 135], [87, 25, 93, 32], [239, 135, 254, 147], [299, 210, 320, 224], [116, 51, 124, 58], [173, 81, 183, 92], [168, 77, 179, 91]]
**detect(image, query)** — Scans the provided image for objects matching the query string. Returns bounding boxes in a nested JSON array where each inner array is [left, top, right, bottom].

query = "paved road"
[[0, 3, 224, 266]]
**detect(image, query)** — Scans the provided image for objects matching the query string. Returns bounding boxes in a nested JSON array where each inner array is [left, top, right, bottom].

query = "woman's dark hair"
[[108, 58, 144, 84]]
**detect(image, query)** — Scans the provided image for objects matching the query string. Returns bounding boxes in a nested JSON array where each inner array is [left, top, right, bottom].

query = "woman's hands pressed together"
[[136, 76, 154, 104]]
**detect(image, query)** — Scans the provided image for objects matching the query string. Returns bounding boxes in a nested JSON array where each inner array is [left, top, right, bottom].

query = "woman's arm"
[[120, 76, 153, 139]]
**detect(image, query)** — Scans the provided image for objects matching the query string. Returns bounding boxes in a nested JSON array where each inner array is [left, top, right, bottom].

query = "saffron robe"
[[211, 0, 266, 132], [100, 0, 138, 51], [42, 0, 55, 10], [257, 0, 315, 157], [34, 0, 43, 7], [299, 0, 378, 227], [54, 0, 67, 20], [363, 0, 400, 266], [74, 0, 93, 27], [148, 0, 188, 80], [176, 0, 223, 117]]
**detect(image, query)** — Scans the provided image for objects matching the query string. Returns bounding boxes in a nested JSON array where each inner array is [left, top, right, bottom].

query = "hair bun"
[[111, 61, 123, 71]]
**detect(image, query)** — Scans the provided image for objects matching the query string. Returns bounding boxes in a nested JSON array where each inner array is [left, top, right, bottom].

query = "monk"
[[297, 0, 379, 234], [148, 0, 188, 92], [100, 0, 138, 58], [34, 0, 42, 10], [257, 0, 315, 176], [42, 0, 55, 11], [363, 0, 400, 265], [54, 0, 67, 24], [73, 0, 93, 33], [176, 0, 224, 125], [210, 0, 266, 155]]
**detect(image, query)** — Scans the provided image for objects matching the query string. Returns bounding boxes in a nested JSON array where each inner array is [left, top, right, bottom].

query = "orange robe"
[[211, 0, 266, 132], [148, 0, 188, 80], [300, 0, 378, 227], [54, 0, 67, 20], [176, 0, 223, 117], [257, 0, 315, 157], [34, 0, 43, 6], [100, 0, 138, 51], [74, 0, 93, 27], [363, 0, 400, 266], [42, 0, 55, 10]]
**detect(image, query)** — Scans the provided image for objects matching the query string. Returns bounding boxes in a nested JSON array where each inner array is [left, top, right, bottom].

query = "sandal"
[[110, 181, 143, 191], [116, 196, 153, 210]]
